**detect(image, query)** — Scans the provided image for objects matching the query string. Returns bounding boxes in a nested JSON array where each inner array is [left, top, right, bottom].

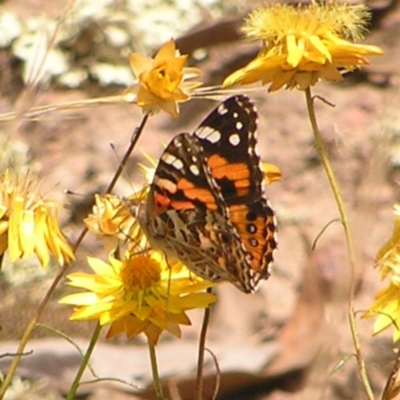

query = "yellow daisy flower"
[[223, 3, 383, 91], [364, 205, 400, 341], [124, 39, 202, 118], [60, 251, 216, 344], [0, 169, 74, 267]]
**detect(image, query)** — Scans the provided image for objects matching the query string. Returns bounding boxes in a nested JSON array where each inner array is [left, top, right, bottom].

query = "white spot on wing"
[[190, 164, 200, 176], [229, 133, 240, 146], [248, 224, 256, 233], [163, 153, 184, 170], [196, 126, 221, 143], [236, 121, 243, 130], [250, 146, 260, 157], [163, 153, 176, 165], [173, 138, 182, 147], [208, 130, 221, 143], [218, 103, 228, 115], [250, 238, 258, 247], [173, 158, 184, 169]]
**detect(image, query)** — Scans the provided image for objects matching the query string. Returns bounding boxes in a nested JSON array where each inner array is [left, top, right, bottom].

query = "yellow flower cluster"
[[62, 191, 216, 344], [0, 169, 74, 267]]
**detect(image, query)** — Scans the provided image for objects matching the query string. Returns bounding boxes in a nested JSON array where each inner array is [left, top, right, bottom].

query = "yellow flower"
[[375, 204, 400, 279], [364, 204, 400, 341], [223, 3, 383, 91], [84, 189, 152, 255], [60, 251, 216, 344], [263, 162, 282, 185], [125, 39, 202, 118], [85, 194, 127, 237], [364, 282, 400, 342], [84, 194, 137, 254], [0, 169, 74, 267]]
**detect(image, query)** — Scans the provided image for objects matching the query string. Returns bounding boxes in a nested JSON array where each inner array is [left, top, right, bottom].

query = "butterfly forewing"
[[141, 133, 248, 286], [149, 133, 224, 216], [195, 95, 263, 204], [195, 95, 277, 286]]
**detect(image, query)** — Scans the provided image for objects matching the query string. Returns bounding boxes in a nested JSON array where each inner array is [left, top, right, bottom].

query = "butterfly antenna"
[[109, 141, 137, 193]]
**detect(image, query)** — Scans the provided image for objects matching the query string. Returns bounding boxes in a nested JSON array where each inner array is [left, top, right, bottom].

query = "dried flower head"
[[124, 39, 202, 118], [85, 193, 139, 254], [0, 169, 74, 267], [223, 3, 383, 91]]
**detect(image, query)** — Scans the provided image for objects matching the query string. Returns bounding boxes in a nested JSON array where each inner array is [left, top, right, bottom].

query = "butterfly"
[[136, 95, 277, 293]]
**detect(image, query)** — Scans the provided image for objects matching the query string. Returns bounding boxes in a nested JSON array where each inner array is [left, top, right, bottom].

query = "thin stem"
[[0, 95, 127, 123], [66, 323, 102, 400], [0, 113, 150, 399], [195, 287, 213, 400], [106, 113, 149, 193], [0, 266, 69, 399], [148, 339, 164, 400], [305, 88, 374, 400]]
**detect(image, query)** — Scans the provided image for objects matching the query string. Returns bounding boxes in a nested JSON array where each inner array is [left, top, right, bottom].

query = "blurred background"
[[0, 0, 398, 399]]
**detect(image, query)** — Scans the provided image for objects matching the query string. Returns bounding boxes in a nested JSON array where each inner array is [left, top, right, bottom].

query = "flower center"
[[120, 254, 161, 290], [142, 62, 182, 99]]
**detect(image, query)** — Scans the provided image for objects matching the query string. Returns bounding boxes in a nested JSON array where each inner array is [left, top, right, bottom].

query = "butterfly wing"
[[139, 95, 277, 293], [142, 133, 248, 285], [194, 95, 277, 288]]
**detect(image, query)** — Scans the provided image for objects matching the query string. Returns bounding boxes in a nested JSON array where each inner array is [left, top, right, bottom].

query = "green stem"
[[195, 288, 213, 400], [66, 323, 102, 400], [305, 88, 374, 400], [148, 339, 164, 400], [0, 114, 150, 399]]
